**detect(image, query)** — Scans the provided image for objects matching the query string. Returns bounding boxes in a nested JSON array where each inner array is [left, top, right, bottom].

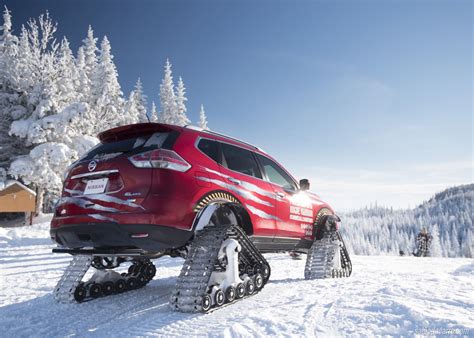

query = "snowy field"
[[1, 218, 473, 337]]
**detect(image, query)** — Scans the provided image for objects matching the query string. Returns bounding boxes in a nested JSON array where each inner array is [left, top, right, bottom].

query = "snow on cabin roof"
[[0, 180, 36, 196]]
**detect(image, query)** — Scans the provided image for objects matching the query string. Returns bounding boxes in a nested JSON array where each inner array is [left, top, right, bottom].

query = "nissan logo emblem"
[[88, 161, 97, 172]]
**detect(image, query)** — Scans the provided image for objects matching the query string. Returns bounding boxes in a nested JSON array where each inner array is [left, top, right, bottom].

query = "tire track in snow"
[[0, 251, 63, 262], [2, 282, 174, 336], [1, 258, 71, 270]]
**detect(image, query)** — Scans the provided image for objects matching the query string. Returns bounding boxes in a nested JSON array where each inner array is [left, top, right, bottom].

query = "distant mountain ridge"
[[340, 184, 473, 257]]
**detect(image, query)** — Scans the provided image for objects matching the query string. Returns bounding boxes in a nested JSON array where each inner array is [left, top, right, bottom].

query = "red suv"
[[51, 123, 351, 312]]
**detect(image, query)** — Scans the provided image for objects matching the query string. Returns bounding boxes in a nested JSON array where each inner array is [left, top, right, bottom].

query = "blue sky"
[[6, 0, 472, 210]]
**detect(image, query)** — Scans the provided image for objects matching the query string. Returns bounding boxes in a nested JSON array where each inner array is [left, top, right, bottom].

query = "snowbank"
[[0, 214, 52, 247]]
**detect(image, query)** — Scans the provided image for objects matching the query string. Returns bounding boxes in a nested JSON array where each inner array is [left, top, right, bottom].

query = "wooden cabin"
[[0, 181, 36, 225]]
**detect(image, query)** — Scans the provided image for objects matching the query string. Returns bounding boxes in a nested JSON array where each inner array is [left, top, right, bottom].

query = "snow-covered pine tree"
[[133, 78, 148, 122], [81, 26, 98, 104], [69, 31, 98, 136], [429, 224, 442, 257], [7, 26, 31, 95], [91, 35, 124, 132], [174, 76, 190, 126], [56, 37, 78, 109], [159, 58, 177, 124], [150, 101, 159, 122], [462, 228, 473, 258], [0, 6, 25, 171], [123, 88, 142, 125], [68, 26, 99, 136], [25, 12, 61, 122], [199, 104, 209, 130], [75, 47, 88, 101], [0, 6, 17, 90], [442, 230, 451, 257], [7, 13, 61, 146], [450, 225, 460, 257], [11, 26, 32, 92]]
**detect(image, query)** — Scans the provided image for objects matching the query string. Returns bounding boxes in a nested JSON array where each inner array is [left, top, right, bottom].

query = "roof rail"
[[184, 125, 203, 132], [184, 125, 261, 151]]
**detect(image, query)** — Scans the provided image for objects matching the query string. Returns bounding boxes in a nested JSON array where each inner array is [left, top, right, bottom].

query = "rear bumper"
[[52, 247, 148, 256], [50, 223, 193, 252]]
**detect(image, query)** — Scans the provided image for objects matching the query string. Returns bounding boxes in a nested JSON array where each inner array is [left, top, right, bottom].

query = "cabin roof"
[[0, 180, 36, 196]]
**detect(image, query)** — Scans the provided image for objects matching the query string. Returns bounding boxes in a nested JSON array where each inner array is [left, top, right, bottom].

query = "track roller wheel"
[[261, 264, 270, 281], [128, 264, 140, 275], [246, 279, 255, 295], [236, 282, 245, 299], [127, 277, 138, 289], [102, 281, 115, 295], [74, 284, 87, 302], [115, 279, 126, 293], [137, 274, 147, 286], [202, 294, 212, 312], [225, 286, 236, 302], [89, 283, 102, 298], [254, 273, 264, 290], [214, 289, 225, 307], [145, 265, 156, 280]]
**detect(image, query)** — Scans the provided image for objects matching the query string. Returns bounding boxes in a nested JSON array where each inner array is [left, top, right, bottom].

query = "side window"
[[197, 139, 219, 163], [256, 154, 297, 191], [221, 143, 262, 179]]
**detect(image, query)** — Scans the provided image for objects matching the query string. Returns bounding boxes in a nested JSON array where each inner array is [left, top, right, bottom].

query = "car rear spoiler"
[[98, 123, 182, 143]]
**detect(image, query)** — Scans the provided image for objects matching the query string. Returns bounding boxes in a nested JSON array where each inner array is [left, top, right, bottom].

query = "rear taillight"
[[128, 149, 191, 172]]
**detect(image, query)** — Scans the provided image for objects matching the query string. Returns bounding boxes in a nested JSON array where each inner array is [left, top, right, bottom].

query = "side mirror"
[[299, 178, 310, 191]]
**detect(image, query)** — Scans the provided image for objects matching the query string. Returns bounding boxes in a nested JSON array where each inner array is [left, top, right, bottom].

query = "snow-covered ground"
[[1, 218, 473, 337]]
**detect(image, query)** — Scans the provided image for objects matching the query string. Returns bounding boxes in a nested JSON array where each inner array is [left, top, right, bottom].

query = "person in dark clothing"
[[414, 228, 433, 257]]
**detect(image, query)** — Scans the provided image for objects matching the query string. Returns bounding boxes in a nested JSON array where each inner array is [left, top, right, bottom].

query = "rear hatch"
[[57, 124, 181, 217]]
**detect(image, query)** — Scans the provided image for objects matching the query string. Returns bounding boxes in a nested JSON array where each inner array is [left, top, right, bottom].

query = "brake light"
[[128, 149, 191, 172]]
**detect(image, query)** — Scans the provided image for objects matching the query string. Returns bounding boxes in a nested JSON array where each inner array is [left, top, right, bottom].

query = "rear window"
[[81, 131, 179, 161]]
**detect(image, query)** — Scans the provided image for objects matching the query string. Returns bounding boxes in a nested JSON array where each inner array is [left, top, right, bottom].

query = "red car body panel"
[[51, 123, 334, 252]]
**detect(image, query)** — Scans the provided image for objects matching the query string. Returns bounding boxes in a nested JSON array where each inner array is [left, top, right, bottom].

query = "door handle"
[[275, 192, 285, 199], [227, 177, 241, 185]]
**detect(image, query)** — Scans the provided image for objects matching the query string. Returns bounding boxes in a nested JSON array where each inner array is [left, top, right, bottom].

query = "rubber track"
[[54, 255, 92, 303], [170, 225, 270, 313], [304, 230, 352, 279], [54, 256, 155, 303]]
